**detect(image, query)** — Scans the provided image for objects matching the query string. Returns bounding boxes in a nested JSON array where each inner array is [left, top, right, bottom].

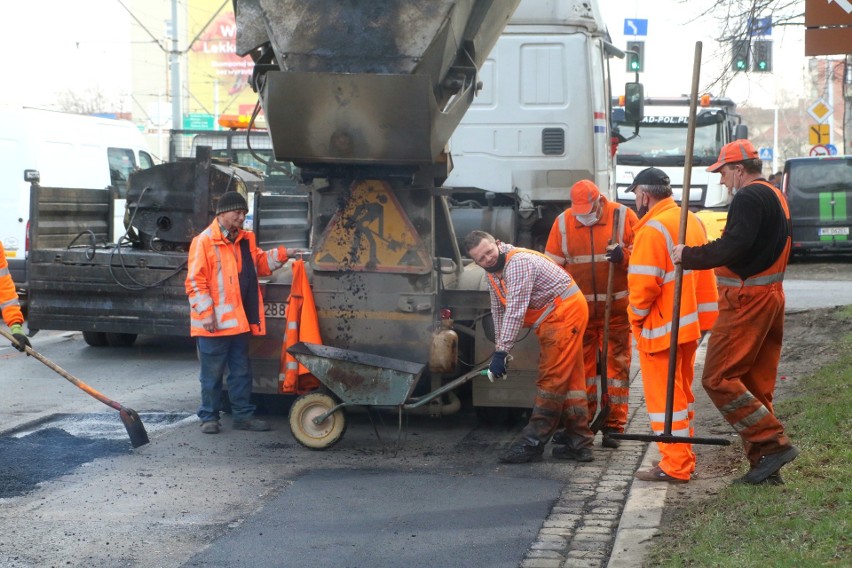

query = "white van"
[[0, 107, 155, 289]]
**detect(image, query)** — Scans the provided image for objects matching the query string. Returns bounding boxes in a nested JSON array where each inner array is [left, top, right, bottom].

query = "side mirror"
[[734, 123, 749, 140], [624, 82, 644, 123]]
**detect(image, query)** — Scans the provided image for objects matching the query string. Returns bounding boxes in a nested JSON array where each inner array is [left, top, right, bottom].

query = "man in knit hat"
[[186, 191, 304, 433]]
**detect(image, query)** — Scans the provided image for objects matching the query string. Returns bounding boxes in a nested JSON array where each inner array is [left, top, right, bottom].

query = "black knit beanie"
[[216, 192, 248, 214]]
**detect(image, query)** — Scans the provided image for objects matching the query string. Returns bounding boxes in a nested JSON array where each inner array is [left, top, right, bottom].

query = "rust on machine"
[[232, 0, 521, 167]]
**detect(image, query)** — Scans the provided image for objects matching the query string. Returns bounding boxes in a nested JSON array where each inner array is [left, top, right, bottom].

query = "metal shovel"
[[1, 328, 150, 448]]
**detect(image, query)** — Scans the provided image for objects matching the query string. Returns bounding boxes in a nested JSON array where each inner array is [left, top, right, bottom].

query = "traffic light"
[[731, 39, 750, 72], [626, 41, 644, 73], [752, 40, 772, 72]]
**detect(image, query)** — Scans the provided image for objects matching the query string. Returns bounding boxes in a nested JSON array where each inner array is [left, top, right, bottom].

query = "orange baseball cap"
[[707, 139, 759, 173], [570, 180, 600, 215]]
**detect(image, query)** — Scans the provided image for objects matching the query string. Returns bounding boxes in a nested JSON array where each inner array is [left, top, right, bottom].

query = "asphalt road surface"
[[1, 256, 849, 567]]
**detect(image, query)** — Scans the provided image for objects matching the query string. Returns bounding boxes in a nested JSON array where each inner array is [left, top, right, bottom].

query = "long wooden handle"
[[1, 328, 122, 411], [600, 208, 621, 382]]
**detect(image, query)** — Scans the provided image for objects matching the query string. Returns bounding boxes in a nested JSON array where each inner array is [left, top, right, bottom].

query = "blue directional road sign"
[[759, 147, 773, 161], [825, 143, 838, 156], [624, 19, 648, 37]]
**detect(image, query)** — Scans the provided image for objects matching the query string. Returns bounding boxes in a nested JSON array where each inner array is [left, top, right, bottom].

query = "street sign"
[[759, 147, 773, 161], [805, 0, 852, 56], [809, 145, 829, 156], [183, 113, 215, 130], [807, 99, 833, 123], [624, 19, 648, 36], [809, 124, 830, 145], [825, 143, 838, 155]]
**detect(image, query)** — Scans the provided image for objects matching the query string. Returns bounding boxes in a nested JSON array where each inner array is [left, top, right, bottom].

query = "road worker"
[[463, 230, 593, 464], [545, 180, 638, 449], [186, 191, 303, 434], [626, 168, 719, 483], [1, 242, 31, 353], [673, 140, 800, 485]]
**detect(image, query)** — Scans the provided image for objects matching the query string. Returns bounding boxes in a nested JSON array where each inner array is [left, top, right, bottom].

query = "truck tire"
[[82, 331, 109, 347], [105, 332, 137, 348], [288, 391, 346, 450]]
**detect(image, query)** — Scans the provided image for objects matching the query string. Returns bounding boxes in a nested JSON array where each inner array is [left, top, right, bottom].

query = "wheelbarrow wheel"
[[288, 391, 347, 450]]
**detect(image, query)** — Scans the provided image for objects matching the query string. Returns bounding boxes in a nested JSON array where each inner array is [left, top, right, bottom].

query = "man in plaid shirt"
[[463, 231, 594, 463]]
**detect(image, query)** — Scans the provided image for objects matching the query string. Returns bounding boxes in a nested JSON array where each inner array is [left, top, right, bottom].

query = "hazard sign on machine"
[[313, 179, 433, 274]]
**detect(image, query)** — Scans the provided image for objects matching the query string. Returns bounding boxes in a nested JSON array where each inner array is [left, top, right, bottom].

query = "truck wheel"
[[288, 392, 346, 450], [105, 333, 137, 347], [82, 331, 109, 347]]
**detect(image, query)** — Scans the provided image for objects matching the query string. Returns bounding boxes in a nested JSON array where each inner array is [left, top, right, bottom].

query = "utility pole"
[[170, 0, 182, 130]]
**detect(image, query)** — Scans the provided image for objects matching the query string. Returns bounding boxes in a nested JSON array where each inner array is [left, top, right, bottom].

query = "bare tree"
[[56, 88, 113, 115], [684, 0, 805, 93]]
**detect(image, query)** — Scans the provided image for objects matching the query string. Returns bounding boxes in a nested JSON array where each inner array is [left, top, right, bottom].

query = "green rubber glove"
[[9, 324, 31, 353]]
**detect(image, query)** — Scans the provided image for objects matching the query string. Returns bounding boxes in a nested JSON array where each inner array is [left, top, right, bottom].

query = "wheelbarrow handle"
[[403, 363, 489, 410]]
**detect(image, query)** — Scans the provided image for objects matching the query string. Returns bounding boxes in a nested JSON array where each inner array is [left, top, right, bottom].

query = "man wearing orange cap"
[[673, 140, 799, 485], [545, 180, 638, 450]]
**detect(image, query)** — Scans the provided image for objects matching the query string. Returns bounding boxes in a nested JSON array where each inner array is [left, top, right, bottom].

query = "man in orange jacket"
[[545, 180, 638, 449], [673, 140, 799, 485], [463, 230, 593, 464], [1, 242, 31, 353], [186, 191, 303, 434], [626, 168, 719, 483]]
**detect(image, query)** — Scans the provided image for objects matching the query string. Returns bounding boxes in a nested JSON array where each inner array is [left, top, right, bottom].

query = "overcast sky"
[[3, 0, 817, 113]]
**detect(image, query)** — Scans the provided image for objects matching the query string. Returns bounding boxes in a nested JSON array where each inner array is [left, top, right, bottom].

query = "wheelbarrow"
[[286, 342, 487, 450]]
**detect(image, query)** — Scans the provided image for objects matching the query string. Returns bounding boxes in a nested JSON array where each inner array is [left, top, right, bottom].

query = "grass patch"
[[646, 310, 852, 567]]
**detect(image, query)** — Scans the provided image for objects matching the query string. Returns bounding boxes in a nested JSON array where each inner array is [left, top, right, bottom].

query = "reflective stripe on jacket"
[[487, 248, 582, 330], [627, 198, 719, 353], [0, 243, 24, 328], [716, 181, 792, 288], [545, 198, 637, 317], [185, 221, 287, 337]]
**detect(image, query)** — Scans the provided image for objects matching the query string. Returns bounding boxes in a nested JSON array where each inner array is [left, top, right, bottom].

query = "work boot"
[[498, 443, 544, 464], [551, 446, 594, 462], [200, 421, 220, 434], [734, 471, 784, 486], [550, 429, 569, 445], [740, 446, 799, 484], [601, 428, 621, 449], [634, 465, 688, 484], [233, 418, 271, 432]]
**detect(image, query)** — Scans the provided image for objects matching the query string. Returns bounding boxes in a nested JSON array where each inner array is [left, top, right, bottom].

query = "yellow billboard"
[[186, 0, 262, 125]]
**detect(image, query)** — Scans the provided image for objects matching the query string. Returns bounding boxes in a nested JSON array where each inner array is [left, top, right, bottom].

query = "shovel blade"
[[120, 407, 150, 448], [589, 404, 610, 434]]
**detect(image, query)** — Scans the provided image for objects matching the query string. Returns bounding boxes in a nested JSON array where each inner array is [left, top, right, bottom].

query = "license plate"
[[264, 302, 288, 318], [818, 227, 850, 236]]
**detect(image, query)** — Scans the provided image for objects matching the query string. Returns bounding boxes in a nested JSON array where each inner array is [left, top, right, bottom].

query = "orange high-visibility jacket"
[[280, 259, 322, 394], [0, 243, 24, 328], [545, 197, 638, 317], [627, 197, 718, 353], [715, 181, 792, 287], [185, 221, 288, 337]]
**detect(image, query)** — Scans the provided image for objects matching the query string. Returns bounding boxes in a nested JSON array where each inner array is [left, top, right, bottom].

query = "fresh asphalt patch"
[[186, 468, 562, 568], [0, 412, 192, 498]]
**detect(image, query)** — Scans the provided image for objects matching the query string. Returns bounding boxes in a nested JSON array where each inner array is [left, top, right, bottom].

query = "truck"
[[610, 95, 748, 238], [26, 0, 641, 426], [0, 107, 155, 300]]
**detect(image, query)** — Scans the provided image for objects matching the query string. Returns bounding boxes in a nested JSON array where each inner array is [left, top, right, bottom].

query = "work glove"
[[605, 244, 624, 264], [487, 351, 509, 382], [9, 324, 31, 353]]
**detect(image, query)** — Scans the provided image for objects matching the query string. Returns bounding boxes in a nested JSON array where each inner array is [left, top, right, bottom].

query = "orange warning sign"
[[313, 179, 432, 274]]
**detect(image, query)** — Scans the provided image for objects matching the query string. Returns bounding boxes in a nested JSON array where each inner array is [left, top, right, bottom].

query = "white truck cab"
[[611, 96, 747, 238]]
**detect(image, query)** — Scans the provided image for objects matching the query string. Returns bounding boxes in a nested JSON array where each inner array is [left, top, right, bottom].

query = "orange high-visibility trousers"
[[582, 311, 631, 432], [638, 340, 699, 480], [520, 293, 592, 449], [702, 283, 791, 467]]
